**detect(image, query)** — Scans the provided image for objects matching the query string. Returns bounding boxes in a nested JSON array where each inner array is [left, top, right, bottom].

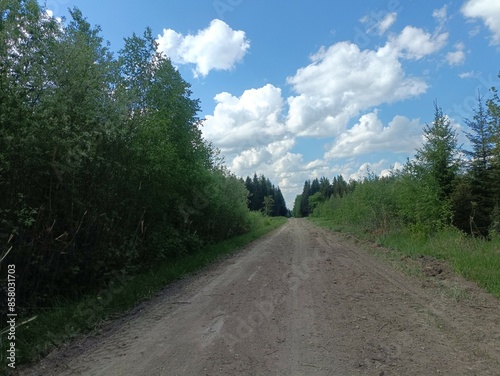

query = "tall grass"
[[380, 227, 500, 297], [309, 216, 500, 298], [1, 213, 287, 366]]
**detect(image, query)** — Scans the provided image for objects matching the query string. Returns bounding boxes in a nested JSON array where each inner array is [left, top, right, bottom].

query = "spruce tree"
[[300, 180, 311, 217], [462, 93, 494, 235], [293, 195, 303, 217], [415, 102, 460, 199], [487, 80, 500, 233], [274, 187, 287, 216]]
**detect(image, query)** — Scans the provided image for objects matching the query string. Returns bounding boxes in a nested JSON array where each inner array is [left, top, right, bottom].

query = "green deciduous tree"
[[0, 3, 255, 312], [262, 195, 275, 216], [308, 192, 325, 213]]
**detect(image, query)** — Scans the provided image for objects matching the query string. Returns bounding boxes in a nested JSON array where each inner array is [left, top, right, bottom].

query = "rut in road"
[[18, 219, 500, 376]]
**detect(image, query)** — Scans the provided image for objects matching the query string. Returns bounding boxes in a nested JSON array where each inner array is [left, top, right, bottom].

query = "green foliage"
[[302, 103, 471, 237], [464, 93, 493, 170], [458, 93, 496, 235], [307, 192, 325, 213], [293, 175, 356, 218], [394, 162, 452, 234], [0, 3, 255, 320], [308, 163, 452, 236], [243, 174, 287, 216], [311, 175, 400, 234], [195, 171, 252, 241], [487, 82, 500, 165], [292, 194, 303, 218], [262, 195, 275, 216], [486, 80, 500, 232], [380, 226, 500, 298], [292, 175, 354, 218], [415, 102, 460, 199], [300, 180, 311, 216]]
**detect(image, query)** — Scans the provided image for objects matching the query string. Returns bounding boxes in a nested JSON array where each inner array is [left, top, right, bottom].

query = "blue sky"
[[48, 0, 500, 207]]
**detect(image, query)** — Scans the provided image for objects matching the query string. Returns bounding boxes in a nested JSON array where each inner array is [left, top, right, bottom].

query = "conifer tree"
[[293, 195, 303, 217], [273, 187, 288, 216], [487, 78, 500, 233], [415, 102, 460, 199], [319, 177, 332, 198], [462, 93, 495, 235], [243, 174, 287, 216], [300, 180, 311, 217]]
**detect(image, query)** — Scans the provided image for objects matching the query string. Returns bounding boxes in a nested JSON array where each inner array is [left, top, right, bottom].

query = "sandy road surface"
[[18, 219, 499, 375]]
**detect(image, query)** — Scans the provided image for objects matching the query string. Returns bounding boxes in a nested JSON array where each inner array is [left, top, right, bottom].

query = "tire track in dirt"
[[16, 219, 499, 375]]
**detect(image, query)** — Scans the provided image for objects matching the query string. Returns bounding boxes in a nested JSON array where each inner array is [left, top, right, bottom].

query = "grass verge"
[[3, 214, 287, 367], [308, 217, 500, 298]]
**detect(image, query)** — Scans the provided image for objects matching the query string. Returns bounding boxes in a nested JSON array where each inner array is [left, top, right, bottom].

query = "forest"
[[0, 1, 284, 316], [243, 174, 288, 217]]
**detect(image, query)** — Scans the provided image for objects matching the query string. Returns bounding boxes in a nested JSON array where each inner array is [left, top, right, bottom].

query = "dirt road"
[[18, 219, 499, 375]]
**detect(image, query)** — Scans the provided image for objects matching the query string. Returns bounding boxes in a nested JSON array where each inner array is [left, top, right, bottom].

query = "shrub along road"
[[16, 219, 499, 375]]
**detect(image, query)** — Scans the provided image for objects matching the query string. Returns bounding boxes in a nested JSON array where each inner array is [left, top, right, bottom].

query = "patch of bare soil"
[[15, 219, 499, 375]]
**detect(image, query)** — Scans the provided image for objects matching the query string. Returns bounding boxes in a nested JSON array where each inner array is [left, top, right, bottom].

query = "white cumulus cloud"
[[446, 42, 466, 66], [231, 148, 272, 171], [462, 0, 500, 44], [156, 19, 250, 77], [324, 111, 423, 159], [285, 41, 427, 137], [231, 138, 295, 172], [389, 26, 448, 60], [202, 84, 286, 154]]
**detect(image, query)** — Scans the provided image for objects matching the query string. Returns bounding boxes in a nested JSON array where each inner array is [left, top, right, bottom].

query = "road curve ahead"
[[18, 219, 499, 375]]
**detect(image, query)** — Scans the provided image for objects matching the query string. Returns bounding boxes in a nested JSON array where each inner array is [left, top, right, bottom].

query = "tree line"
[[0, 2, 283, 314], [243, 174, 288, 217], [293, 175, 355, 218], [294, 94, 500, 238]]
